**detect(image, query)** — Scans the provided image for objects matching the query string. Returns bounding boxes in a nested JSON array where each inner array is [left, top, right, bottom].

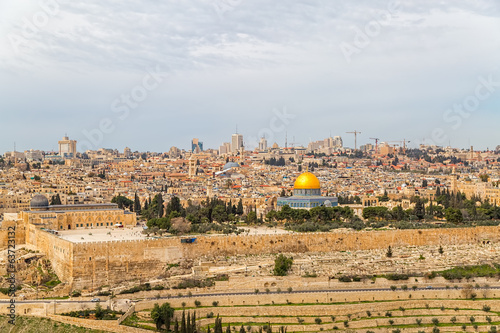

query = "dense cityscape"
[[2, 0, 500, 332]]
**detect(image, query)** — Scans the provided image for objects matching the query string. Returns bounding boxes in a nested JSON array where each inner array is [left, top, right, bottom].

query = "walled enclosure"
[[30, 226, 499, 290]]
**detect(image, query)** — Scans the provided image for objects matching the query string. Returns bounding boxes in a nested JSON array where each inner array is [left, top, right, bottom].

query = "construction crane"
[[346, 130, 362, 150], [369, 138, 380, 154], [389, 139, 411, 154]]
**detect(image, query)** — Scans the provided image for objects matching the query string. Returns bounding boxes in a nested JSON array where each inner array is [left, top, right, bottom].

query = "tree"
[[386, 246, 393, 258], [95, 302, 104, 320], [445, 207, 463, 223], [273, 254, 293, 276], [438, 246, 444, 254], [245, 211, 258, 224], [422, 179, 428, 187], [237, 199, 244, 215], [166, 196, 185, 217], [134, 192, 141, 213], [111, 195, 134, 210], [156, 193, 164, 218], [414, 197, 425, 220], [151, 302, 175, 331], [379, 190, 389, 202], [50, 194, 62, 205]]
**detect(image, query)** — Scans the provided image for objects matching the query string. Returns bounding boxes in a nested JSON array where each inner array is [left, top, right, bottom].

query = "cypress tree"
[[134, 192, 141, 213], [181, 311, 186, 333], [237, 199, 244, 215]]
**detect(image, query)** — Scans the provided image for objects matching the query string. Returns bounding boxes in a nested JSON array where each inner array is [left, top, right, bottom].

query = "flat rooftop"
[[56, 225, 293, 244], [57, 226, 148, 243]]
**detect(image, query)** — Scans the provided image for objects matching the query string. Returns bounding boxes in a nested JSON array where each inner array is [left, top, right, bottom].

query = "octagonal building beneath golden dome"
[[277, 172, 338, 210]]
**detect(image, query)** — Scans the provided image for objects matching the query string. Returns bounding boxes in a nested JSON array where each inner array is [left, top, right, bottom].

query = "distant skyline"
[[1, 1, 499, 154]]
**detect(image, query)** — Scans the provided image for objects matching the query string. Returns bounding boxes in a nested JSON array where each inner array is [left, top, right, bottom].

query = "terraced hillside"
[[125, 291, 500, 332]]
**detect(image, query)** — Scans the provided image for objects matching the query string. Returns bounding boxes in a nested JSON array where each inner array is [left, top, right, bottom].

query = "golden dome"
[[294, 172, 320, 190]]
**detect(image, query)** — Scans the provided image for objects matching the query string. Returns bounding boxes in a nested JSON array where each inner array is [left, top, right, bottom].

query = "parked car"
[[91, 297, 100, 302]]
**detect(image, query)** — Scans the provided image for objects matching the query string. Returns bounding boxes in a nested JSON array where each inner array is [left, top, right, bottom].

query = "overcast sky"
[[1, 0, 499, 154]]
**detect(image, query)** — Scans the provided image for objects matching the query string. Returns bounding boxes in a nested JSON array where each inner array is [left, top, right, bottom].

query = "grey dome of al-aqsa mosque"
[[30, 194, 49, 210]]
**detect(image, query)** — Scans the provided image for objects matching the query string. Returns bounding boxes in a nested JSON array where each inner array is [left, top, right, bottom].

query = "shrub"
[[212, 301, 219, 307], [432, 318, 439, 326], [315, 318, 322, 324], [206, 312, 214, 318], [483, 305, 491, 312], [273, 254, 293, 276], [194, 300, 201, 307], [338, 276, 352, 283]]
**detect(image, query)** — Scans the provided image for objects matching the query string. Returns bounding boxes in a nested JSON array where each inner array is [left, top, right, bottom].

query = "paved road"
[[2, 285, 498, 305]]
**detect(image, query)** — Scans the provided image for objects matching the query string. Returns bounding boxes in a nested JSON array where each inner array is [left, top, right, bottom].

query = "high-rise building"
[[191, 138, 203, 153], [219, 142, 231, 155], [333, 136, 343, 148], [231, 134, 243, 153], [258, 137, 268, 151], [124, 147, 131, 158], [58, 136, 77, 158]]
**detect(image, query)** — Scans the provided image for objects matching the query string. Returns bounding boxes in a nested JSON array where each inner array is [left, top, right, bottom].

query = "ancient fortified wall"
[[66, 226, 499, 290]]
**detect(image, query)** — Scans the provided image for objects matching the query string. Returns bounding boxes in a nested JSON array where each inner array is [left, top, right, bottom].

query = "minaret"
[[206, 180, 213, 198], [188, 155, 196, 177]]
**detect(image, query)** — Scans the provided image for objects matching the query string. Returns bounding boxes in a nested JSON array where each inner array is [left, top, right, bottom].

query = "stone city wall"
[[26, 225, 74, 284], [68, 226, 499, 290]]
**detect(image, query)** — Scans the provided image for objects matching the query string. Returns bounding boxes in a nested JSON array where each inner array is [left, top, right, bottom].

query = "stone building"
[[18, 194, 136, 231]]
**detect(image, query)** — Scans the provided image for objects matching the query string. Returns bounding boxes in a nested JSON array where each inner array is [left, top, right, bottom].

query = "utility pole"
[[346, 131, 362, 150]]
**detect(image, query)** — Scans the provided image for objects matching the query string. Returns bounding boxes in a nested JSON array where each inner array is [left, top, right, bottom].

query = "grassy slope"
[[0, 315, 108, 333]]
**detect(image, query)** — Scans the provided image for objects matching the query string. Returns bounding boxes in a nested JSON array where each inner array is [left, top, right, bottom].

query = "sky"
[[0, 0, 499, 154]]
